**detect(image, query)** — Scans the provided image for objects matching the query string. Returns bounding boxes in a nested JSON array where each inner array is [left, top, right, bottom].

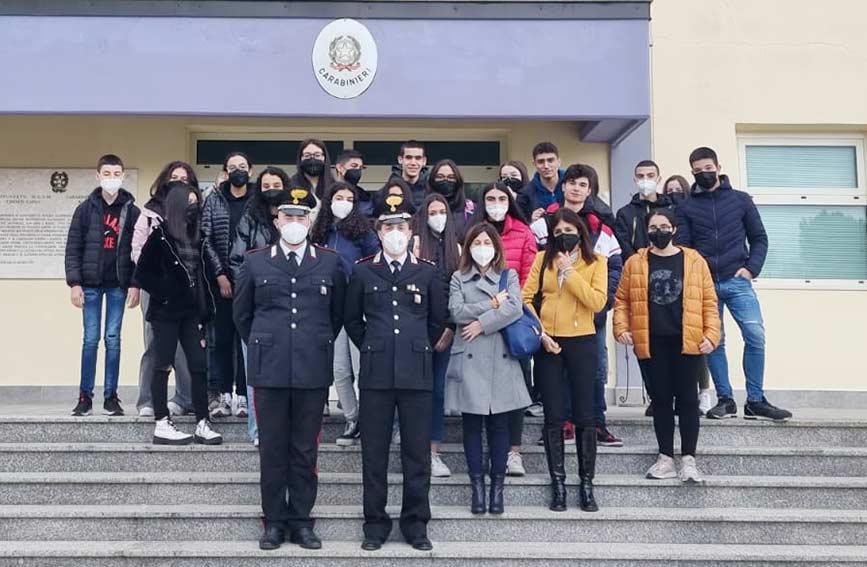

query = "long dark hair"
[[499, 160, 529, 185], [416, 193, 460, 276], [148, 161, 200, 213], [163, 181, 201, 247], [540, 208, 595, 273], [427, 159, 466, 212], [250, 166, 291, 224], [472, 181, 528, 227], [458, 222, 506, 273], [311, 181, 373, 244], [295, 138, 335, 199]]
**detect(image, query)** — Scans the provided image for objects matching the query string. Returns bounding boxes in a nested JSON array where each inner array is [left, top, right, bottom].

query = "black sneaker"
[[336, 420, 360, 447], [72, 394, 92, 416], [103, 395, 124, 416], [706, 396, 737, 420], [644, 405, 654, 417], [744, 398, 792, 422]]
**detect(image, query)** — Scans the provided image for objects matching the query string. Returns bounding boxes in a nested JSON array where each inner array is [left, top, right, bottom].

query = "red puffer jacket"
[[500, 215, 537, 286]]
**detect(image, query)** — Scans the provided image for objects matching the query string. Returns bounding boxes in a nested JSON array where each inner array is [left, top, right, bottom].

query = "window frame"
[[736, 133, 867, 290]]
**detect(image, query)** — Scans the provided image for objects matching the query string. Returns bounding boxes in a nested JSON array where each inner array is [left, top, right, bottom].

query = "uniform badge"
[[321, 286, 328, 296], [414, 294, 422, 304]]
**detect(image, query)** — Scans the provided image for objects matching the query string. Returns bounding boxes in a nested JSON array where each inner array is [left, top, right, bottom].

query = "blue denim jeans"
[[80, 287, 127, 398], [430, 349, 450, 443], [241, 342, 258, 442], [707, 276, 766, 402]]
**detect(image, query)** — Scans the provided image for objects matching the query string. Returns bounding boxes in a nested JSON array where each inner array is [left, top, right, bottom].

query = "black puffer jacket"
[[613, 192, 675, 260], [134, 225, 215, 323], [228, 212, 279, 282], [65, 188, 140, 289], [201, 182, 251, 281]]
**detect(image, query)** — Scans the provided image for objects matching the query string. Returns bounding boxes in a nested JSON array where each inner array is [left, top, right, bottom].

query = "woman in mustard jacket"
[[522, 208, 607, 513], [614, 209, 720, 483]]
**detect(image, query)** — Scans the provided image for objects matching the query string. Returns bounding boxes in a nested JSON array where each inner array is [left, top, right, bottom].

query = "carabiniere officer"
[[233, 188, 346, 551], [344, 193, 448, 552]]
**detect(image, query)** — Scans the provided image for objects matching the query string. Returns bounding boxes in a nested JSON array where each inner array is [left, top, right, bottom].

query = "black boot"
[[577, 426, 599, 512], [488, 474, 505, 515], [542, 425, 567, 512], [469, 473, 486, 514]]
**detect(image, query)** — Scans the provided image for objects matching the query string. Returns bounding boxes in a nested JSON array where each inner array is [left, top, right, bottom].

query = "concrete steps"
[[2, 442, 865, 476], [3, 407, 867, 564], [2, 505, 867, 545], [2, 540, 866, 566]]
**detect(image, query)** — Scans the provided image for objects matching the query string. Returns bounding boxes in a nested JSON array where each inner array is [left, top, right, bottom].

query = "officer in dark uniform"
[[344, 193, 448, 552], [233, 188, 346, 551]]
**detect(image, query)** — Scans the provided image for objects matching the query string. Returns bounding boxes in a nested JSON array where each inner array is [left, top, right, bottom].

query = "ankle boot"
[[577, 426, 599, 512], [488, 473, 505, 515], [469, 473, 486, 514], [542, 425, 567, 512]]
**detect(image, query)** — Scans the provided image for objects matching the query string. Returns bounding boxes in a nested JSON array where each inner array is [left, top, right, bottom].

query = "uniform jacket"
[[674, 175, 769, 282], [613, 247, 721, 359], [134, 225, 214, 323], [445, 267, 532, 415], [344, 252, 448, 391], [499, 215, 537, 286], [65, 188, 140, 289], [521, 251, 608, 338], [233, 243, 346, 389]]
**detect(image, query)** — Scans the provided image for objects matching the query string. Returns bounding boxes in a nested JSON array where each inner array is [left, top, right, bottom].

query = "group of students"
[[64, 138, 792, 551]]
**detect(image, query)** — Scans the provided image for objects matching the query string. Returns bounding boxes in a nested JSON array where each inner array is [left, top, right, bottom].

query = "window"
[[738, 135, 867, 284]]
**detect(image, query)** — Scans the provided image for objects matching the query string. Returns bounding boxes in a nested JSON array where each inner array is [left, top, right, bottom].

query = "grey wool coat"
[[445, 266, 533, 415]]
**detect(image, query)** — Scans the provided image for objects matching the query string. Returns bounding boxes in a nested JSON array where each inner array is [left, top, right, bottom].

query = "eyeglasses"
[[435, 175, 457, 182], [648, 227, 673, 233], [302, 153, 325, 160]]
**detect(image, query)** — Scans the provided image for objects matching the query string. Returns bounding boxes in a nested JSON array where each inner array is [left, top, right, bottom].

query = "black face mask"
[[185, 204, 200, 225], [228, 169, 249, 188], [648, 229, 674, 249], [668, 192, 686, 203], [300, 158, 325, 177], [693, 171, 718, 190], [343, 168, 363, 186], [501, 177, 524, 193], [554, 233, 580, 254], [432, 179, 458, 198], [261, 189, 285, 206]]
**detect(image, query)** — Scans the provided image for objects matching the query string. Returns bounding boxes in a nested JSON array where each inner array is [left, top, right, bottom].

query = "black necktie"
[[287, 251, 298, 274], [391, 260, 401, 278]]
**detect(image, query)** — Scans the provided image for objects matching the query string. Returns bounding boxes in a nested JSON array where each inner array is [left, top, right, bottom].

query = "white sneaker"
[[698, 390, 713, 416], [506, 451, 526, 477], [679, 455, 704, 484], [167, 401, 188, 417], [138, 406, 154, 417], [153, 417, 193, 445], [431, 451, 451, 477], [525, 402, 544, 418], [234, 395, 248, 418], [253, 438, 259, 448], [211, 393, 232, 418], [194, 419, 223, 446], [646, 454, 678, 480]]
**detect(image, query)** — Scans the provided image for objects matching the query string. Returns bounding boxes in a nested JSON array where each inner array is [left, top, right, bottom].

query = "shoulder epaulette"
[[355, 254, 377, 264], [418, 257, 436, 266], [246, 245, 270, 255], [313, 244, 337, 254]]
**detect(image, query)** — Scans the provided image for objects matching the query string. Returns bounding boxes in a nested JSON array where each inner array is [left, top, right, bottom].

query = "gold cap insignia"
[[290, 188, 308, 205], [385, 194, 403, 213]]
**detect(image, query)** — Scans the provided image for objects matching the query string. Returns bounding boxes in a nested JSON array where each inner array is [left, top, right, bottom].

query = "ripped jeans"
[[707, 276, 766, 403]]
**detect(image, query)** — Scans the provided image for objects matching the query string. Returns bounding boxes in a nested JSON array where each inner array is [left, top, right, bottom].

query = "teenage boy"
[[675, 147, 791, 422], [387, 141, 428, 208], [335, 149, 374, 217], [65, 154, 141, 416], [613, 160, 675, 261]]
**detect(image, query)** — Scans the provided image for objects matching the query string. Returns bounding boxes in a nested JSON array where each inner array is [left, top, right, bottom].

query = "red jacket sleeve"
[[519, 229, 537, 287]]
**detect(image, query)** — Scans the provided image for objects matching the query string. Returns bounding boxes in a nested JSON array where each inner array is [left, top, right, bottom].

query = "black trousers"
[[255, 386, 329, 533], [209, 294, 246, 395], [507, 357, 533, 446], [639, 335, 703, 457], [534, 335, 597, 429], [360, 388, 432, 543], [151, 317, 208, 421]]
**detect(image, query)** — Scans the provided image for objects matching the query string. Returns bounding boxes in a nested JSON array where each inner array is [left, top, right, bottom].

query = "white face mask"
[[330, 200, 353, 220], [637, 179, 658, 197], [470, 245, 496, 268], [427, 213, 447, 234], [280, 221, 309, 245], [100, 178, 123, 195], [485, 203, 508, 222], [382, 229, 409, 257]]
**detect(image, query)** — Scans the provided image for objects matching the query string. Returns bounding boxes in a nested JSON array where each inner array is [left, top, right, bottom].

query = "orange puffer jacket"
[[613, 247, 720, 359]]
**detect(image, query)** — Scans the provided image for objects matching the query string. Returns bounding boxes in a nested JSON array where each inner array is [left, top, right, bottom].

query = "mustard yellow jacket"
[[521, 251, 608, 338], [613, 247, 721, 359]]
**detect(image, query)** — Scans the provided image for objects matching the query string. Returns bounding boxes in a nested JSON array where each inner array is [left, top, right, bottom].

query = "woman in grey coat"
[[446, 222, 532, 515]]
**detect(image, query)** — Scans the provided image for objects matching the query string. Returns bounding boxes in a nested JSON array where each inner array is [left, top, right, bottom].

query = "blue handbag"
[[498, 269, 542, 358]]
